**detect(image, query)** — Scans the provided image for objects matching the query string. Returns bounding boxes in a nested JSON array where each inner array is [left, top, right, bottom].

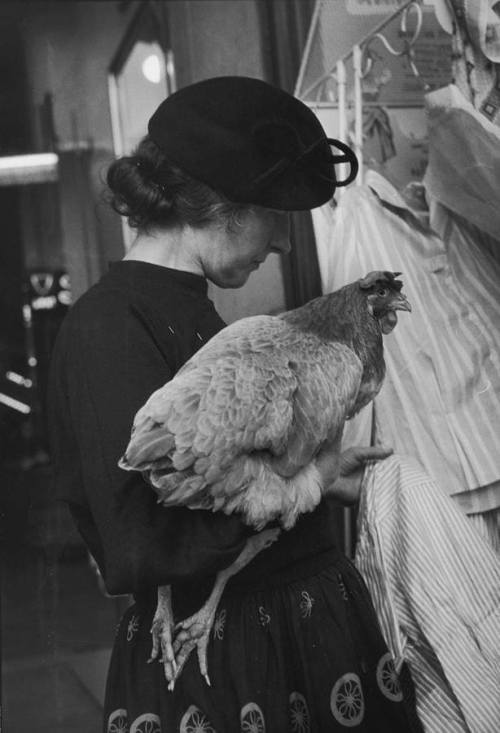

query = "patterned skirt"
[[104, 548, 422, 733]]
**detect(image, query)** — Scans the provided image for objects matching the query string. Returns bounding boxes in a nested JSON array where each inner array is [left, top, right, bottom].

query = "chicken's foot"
[[169, 527, 281, 690], [149, 584, 177, 682]]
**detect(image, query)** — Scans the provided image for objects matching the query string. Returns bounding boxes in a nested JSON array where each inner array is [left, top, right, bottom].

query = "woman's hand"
[[320, 445, 393, 506]]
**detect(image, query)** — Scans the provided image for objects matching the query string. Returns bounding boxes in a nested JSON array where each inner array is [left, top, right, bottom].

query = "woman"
[[48, 77, 422, 732]]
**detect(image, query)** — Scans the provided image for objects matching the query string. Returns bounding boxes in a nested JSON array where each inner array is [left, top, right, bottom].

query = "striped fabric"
[[355, 454, 500, 733], [313, 171, 500, 517], [424, 84, 500, 242], [467, 510, 500, 554]]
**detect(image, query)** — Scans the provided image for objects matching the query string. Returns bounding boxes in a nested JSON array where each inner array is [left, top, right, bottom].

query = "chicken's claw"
[[163, 530, 282, 690], [168, 609, 217, 688], [149, 586, 177, 685], [166, 636, 201, 691], [149, 614, 177, 681]]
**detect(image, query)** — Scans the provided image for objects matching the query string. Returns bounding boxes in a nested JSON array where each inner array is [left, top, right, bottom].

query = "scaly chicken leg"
[[148, 585, 178, 681], [152, 527, 281, 690]]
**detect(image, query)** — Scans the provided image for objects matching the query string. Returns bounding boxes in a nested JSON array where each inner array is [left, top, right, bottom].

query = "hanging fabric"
[[448, 0, 500, 123], [355, 454, 500, 733], [424, 83, 500, 241], [313, 170, 500, 517]]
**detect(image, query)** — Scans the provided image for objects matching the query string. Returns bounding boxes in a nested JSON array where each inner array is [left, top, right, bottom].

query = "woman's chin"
[[211, 269, 254, 289]]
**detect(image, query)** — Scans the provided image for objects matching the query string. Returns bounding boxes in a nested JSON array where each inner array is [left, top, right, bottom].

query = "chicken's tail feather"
[[150, 469, 208, 508], [120, 419, 176, 471], [136, 452, 323, 531]]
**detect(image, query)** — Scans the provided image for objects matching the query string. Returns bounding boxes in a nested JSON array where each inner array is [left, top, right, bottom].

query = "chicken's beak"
[[379, 291, 411, 334], [392, 292, 412, 312]]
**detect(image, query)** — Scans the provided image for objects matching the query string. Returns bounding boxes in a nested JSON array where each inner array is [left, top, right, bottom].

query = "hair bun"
[[106, 135, 248, 232]]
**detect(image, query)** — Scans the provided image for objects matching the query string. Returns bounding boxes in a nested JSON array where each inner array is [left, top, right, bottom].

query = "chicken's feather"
[[121, 314, 363, 527]]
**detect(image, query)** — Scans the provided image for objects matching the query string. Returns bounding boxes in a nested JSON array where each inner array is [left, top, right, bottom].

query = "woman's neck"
[[123, 227, 205, 277]]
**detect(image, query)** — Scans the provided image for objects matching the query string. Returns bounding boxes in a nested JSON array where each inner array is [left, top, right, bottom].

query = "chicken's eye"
[[377, 287, 388, 296]]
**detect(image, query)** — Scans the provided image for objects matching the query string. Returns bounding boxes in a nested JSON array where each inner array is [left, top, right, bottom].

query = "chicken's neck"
[[281, 284, 384, 374]]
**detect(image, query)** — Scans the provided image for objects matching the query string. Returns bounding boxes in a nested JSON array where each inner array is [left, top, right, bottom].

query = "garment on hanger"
[[467, 507, 500, 553], [363, 107, 396, 164], [355, 454, 500, 733], [424, 83, 500, 241], [447, 0, 500, 123], [313, 170, 500, 516]]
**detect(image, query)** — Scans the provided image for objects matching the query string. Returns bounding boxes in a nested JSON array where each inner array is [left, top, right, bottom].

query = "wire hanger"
[[360, 1, 424, 83]]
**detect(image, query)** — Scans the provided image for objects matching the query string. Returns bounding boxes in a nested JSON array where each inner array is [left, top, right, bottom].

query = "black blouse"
[[48, 261, 340, 612]]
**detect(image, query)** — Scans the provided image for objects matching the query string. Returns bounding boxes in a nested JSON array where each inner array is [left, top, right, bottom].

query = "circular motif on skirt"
[[240, 702, 266, 733], [330, 673, 365, 727], [376, 653, 403, 702], [289, 692, 310, 732], [180, 705, 216, 733], [130, 712, 161, 733], [107, 708, 128, 733]]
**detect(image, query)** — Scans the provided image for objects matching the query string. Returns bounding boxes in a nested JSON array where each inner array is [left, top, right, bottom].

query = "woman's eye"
[[377, 288, 388, 296]]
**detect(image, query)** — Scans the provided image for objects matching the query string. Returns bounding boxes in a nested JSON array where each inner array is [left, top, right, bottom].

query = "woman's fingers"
[[339, 445, 393, 475], [326, 471, 364, 505], [358, 445, 393, 461]]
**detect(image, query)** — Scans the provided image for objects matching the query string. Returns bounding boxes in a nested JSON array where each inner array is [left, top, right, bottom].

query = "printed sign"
[[298, 0, 452, 104], [346, 0, 405, 15]]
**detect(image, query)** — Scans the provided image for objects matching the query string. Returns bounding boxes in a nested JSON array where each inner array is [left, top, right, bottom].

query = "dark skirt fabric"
[[104, 548, 422, 732]]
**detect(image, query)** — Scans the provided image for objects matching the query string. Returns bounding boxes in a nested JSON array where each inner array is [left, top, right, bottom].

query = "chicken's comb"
[[359, 271, 403, 290]]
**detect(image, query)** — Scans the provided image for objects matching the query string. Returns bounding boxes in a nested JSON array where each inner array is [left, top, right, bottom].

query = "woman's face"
[[202, 207, 291, 288]]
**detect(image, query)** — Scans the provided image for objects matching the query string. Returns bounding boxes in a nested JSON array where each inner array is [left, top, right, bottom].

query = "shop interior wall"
[[18, 0, 288, 322]]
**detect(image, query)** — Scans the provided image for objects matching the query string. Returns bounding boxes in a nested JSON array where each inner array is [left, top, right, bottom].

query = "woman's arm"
[[49, 292, 251, 596]]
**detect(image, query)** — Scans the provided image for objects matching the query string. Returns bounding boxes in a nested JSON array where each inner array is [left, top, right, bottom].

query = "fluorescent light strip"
[[0, 392, 31, 414], [0, 153, 58, 171]]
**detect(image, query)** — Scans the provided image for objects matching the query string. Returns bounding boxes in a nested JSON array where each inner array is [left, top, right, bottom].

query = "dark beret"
[[148, 76, 357, 211]]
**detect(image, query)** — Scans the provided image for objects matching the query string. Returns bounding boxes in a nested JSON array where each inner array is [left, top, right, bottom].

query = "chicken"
[[119, 270, 411, 689]]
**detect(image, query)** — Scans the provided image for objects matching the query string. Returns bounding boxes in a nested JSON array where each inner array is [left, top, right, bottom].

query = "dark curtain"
[[257, 0, 323, 309]]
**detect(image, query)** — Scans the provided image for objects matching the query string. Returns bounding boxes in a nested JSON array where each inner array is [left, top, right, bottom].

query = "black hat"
[[148, 76, 358, 211]]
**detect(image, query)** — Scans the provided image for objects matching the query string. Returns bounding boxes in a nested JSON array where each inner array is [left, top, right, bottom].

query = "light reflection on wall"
[[142, 53, 162, 84], [116, 41, 168, 153]]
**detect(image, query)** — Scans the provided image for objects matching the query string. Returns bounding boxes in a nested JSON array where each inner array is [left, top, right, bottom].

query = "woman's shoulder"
[[58, 268, 225, 376], [57, 281, 137, 346], [69, 264, 215, 324]]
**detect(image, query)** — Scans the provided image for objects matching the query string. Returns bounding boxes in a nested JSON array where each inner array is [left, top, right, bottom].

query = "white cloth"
[[313, 171, 500, 514], [355, 454, 500, 733], [424, 84, 500, 241], [468, 510, 500, 554]]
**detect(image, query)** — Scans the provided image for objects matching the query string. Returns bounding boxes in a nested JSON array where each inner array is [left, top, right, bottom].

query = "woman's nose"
[[274, 236, 291, 255]]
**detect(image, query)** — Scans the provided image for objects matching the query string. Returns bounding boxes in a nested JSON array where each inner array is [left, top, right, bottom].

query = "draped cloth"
[[355, 455, 500, 733], [447, 0, 500, 124], [424, 83, 500, 241], [313, 171, 500, 518]]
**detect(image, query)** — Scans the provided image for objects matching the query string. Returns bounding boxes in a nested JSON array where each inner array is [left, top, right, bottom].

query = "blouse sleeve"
[[49, 290, 251, 596]]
